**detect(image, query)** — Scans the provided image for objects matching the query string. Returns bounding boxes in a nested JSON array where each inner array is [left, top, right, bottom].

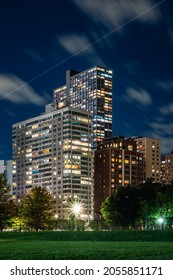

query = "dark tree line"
[[101, 179, 173, 229], [1, 173, 173, 231]]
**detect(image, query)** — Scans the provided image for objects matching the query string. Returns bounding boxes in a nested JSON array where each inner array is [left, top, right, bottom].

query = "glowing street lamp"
[[68, 199, 83, 231], [157, 217, 164, 230], [158, 217, 164, 224], [72, 203, 82, 218], [54, 214, 58, 230]]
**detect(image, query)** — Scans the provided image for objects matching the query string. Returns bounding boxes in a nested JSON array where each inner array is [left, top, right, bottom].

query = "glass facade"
[[53, 66, 113, 147]]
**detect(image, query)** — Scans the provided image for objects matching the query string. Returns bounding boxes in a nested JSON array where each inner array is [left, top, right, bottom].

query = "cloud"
[[145, 127, 173, 154], [123, 122, 131, 129], [24, 49, 46, 64], [148, 122, 173, 136], [125, 87, 152, 106], [155, 79, 173, 90], [43, 91, 52, 102], [159, 103, 173, 115], [3, 109, 15, 117], [123, 60, 142, 75], [57, 33, 106, 66], [0, 74, 46, 105], [57, 34, 93, 54], [72, 0, 162, 30]]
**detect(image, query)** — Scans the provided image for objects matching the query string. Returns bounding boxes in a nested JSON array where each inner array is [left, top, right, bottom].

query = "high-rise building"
[[12, 106, 93, 219], [53, 66, 113, 147], [94, 136, 144, 214], [134, 137, 161, 183]]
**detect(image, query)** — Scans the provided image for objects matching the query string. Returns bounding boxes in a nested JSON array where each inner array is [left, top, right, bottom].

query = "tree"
[[137, 180, 159, 229], [101, 186, 140, 229], [20, 186, 55, 231], [149, 183, 173, 229], [0, 173, 15, 231]]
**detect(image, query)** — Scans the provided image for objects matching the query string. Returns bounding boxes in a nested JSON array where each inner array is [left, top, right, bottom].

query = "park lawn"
[[0, 231, 173, 260], [0, 240, 173, 260]]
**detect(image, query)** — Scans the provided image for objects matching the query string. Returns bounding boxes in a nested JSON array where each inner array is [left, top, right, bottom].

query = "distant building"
[[160, 155, 166, 184], [94, 136, 144, 214], [134, 137, 161, 183], [12, 106, 93, 219], [0, 160, 4, 174], [53, 66, 113, 147], [0, 160, 12, 188], [164, 151, 173, 184]]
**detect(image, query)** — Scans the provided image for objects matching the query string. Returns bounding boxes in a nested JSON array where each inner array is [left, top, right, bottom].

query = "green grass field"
[[0, 231, 173, 260]]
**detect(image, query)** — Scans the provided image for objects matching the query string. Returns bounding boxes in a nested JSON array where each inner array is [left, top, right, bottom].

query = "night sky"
[[0, 0, 173, 159]]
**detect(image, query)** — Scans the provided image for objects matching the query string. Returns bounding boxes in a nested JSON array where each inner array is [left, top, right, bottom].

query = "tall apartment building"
[[12, 106, 93, 219], [134, 137, 161, 183], [53, 66, 113, 147], [94, 136, 144, 214]]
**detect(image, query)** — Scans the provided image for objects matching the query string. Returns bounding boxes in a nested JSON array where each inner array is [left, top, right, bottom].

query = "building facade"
[[12, 106, 93, 219], [164, 151, 173, 184], [94, 136, 144, 214], [134, 137, 161, 183], [160, 155, 166, 184], [53, 66, 113, 147]]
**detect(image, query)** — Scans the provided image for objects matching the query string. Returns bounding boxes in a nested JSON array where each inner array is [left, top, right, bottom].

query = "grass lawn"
[[0, 231, 173, 260]]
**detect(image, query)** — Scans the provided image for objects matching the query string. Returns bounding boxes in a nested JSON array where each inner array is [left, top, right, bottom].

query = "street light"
[[54, 214, 58, 230], [72, 203, 82, 218], [157, 217, 164, 230], [68, 200, 83, 231]]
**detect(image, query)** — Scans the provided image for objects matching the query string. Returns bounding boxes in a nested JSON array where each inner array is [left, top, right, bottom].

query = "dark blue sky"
[[0, 0, 173, 159]]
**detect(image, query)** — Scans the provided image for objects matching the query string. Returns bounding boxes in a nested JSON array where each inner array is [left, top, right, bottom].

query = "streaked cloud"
[[155, 79, 173, 90], [72, 0, 162, 30], [57, 33, 106, 66], [3, 109, 15, 117], [123, 122, 131, 128], [24, 48, 46, 64], [43, 91, 52, 102], [148, 122, 173, 136], [57, 34, 93, 54], [123, 60, 142, 75], [146, 124, 173, 154], [0, 74, 46, 105], [159, 103, 173, 115], [125, 87, 152, 106]]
